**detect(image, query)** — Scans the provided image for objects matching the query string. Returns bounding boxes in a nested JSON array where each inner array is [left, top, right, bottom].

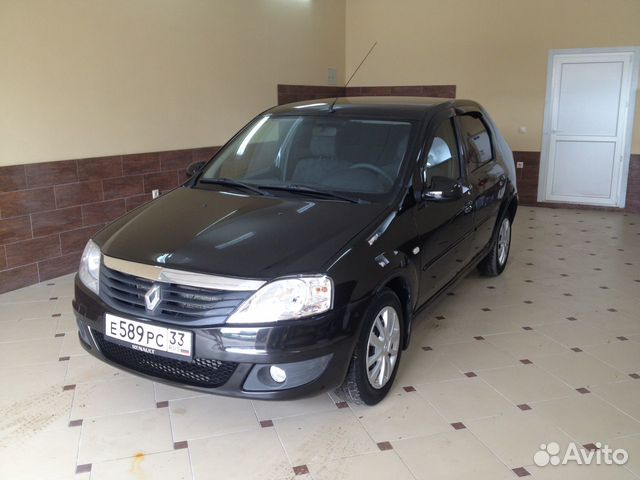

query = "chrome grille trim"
[[103, 255, 266, 292]]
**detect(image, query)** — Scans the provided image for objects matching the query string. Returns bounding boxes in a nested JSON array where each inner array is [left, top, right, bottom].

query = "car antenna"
[[329, 41, 377, 113]]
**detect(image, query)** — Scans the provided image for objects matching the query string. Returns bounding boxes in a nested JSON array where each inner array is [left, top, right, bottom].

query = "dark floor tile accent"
[[451, 422, 466, 430], [52, 312, 61, 317], [0, 215, 32, 244], [62, 384, 76, 391], [563, 293, 572, 296], [446, 292, 455, 296], [54, 332, 65, 337], [69, 419, 83, 427], [474, 336, 485, 341], [517, 404, 532, 411], [571, 347, 583, 352], [617, 336, 629, 341], [293, 465, 309, 476], [31, 206, 82, 237], [377, 441, 393, 451], [335, 401, 349, 409], [0, 187, 55, 218], [54, 180, 103, 209], [26, 160, 78, 188], [49, 296, 58, 300], [156, 401, 169, 408], [0, 264, 39, 294], [464, 371, 477, 378], [576, 387, 590, 394], [600, 286, 609, 290], [566, 316, 577, 321], [583, 443, 598, 451], [173, 441, 188, 450], [260, 420, 274, 428], [481, 307, 491, 312], [421, 346, 433, 351], [403, 386, 416, 392], [629, 373, 640, 379], [58, 356, 70, 362], [520, 359, 533, 365], [435, 315, 446, 320], [487, 285, 496, 289], [522, 326, 533, 331], [608, 308, 618, 312], [512, 467, 530, 477], [0, 165, 27, 192], [523, 300, 533, 304], [75, 464, 92, 474]]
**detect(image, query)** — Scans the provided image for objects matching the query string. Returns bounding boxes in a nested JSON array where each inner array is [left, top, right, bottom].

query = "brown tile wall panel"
[[122, 152, 161, 175], [5, 234, 61, 268], [60, 224, 104, 255], [0, 246, 5, 270], [32, 207, 83, 237], [0, 264, 39, 294], [0, 216, 32, 244], [125, 193, 153, 212], [102, 176, 144, 200], [82, 199, 126, 225], [25, 160, 78, 188], [38, 251, 82, 282], [0, 187, 56, 218], [78, 155, 123, 181], [191, 146, 220, 164], [160, 150, 194, 171], [55, 181, 103, 208], [0, 165, 27, 192], [143, 172, 180, 193], [625, 154, 640, 213]]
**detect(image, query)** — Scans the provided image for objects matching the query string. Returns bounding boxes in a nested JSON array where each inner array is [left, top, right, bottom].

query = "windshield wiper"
[[199, 177, 271, 196], [262, 184, 365, 204]]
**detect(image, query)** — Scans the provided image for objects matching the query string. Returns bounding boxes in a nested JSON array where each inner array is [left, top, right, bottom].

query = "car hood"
[[96, 187, 386, 279]]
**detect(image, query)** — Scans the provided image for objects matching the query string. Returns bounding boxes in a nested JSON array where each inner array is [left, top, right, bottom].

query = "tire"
[[477, 214, 512, 276], [335, 289, 404, 405]]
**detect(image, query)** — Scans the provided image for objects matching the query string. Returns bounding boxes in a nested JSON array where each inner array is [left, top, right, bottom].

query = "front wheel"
[[335, 289, 404, 405], [477, 214, 512, 276]]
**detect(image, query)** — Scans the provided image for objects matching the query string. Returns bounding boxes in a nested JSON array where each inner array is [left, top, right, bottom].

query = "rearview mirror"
[[185, 161, 206, 177], [422, 176, 462, 201]]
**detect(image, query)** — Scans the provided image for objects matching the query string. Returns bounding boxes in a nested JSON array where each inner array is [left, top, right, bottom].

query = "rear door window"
[[458, 114, 493, 169]]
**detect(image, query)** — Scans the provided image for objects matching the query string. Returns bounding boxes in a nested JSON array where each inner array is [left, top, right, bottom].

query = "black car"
[[74, 97, 517, 405]]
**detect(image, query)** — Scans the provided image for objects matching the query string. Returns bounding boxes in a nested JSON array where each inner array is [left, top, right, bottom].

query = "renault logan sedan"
[[73, 97, 517, 405]]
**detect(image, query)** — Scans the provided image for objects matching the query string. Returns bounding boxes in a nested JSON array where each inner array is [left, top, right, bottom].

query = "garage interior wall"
[[0, 0, 345, 166]]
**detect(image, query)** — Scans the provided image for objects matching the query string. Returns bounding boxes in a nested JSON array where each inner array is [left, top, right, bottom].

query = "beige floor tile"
[[0, 300, 58, 321], [0, 362, 68, 406], [530, 352, 627, 388], [533, 395, 640, 443], [153, 381, 204, 402], [59, 332, 88, 357], [0, 284, 51, 304], [394, 347, 464, 386], [91, 449, 192, 480], [440, 340, 520, 372], [275, 409, 376, 466], [394, 429, 514, 480], [252, 393, 336, 420], [584, 341, 640, 373], [71, 377, 156, 420], [0, 426, 81, 480], [466, 411, 574, 468], [65, 354, 128, 384], [485, 331, 567, 358], [536, 322, 616, 347], [416, 377, 519, 422], [351, 390, 450, 441], [169, 394, 259, 441], [190, 428, 292, 480], [613, 435, 640, 477], [479, 365, 577, 404], [526, 461, 637, 480], [310, 451, 414, 480], [0, 316, 58, 342], [55, 313, 79, 333], [0, 337, 63, 366], [590, 381, 640, 421], [78, 408, 174, 464]]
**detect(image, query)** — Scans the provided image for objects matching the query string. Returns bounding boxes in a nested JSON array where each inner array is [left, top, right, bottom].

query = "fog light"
[[269, 366, 287, 383]]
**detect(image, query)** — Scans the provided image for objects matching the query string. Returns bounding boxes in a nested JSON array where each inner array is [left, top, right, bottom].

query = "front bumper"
[[73, 276, 367, 400]]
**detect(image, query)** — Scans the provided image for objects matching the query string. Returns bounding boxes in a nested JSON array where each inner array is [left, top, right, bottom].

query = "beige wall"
[[0, 0, 345, 166], [346, 0, 640, 153]]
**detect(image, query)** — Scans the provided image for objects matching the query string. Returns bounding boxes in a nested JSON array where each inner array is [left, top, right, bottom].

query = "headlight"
[[79, 239, 101, 294], [227, 275, 333, 324]]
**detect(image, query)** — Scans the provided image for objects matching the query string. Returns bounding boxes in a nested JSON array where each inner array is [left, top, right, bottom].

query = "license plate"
[[105, 313, 193, 361]]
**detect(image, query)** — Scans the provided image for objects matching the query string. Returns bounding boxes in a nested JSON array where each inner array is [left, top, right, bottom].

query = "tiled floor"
[[1, 206, 639, 480]]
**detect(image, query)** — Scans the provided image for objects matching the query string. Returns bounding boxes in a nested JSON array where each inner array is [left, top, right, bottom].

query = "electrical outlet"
[[327, 68, 337, 86], [516, 162, 524, 169], [152, 189, 160, 199]]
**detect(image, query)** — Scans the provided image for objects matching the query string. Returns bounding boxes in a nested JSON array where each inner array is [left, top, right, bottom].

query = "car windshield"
[[198, 115, 414, 201]]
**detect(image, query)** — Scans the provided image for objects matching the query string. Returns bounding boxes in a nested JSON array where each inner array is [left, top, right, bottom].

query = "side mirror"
[[422, 176, 463, 201], [185, 161, 206, 177]]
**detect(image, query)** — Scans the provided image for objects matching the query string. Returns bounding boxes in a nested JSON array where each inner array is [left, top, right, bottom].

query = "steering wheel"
[[349, 163, 394, 188]]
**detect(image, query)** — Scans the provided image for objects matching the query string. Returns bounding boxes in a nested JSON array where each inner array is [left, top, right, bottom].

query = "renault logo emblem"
[[144, 284, 162, 311]]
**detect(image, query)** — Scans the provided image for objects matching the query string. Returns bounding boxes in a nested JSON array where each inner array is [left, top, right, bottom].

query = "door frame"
[[537, 46, 640, 208]]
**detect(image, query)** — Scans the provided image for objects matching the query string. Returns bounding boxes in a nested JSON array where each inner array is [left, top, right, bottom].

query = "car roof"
[[267, 96, 481, 120]]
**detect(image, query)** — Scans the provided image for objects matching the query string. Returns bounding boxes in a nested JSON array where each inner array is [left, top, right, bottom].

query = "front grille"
[[94, 331, 238, 388], [99, 265, 252, 326]]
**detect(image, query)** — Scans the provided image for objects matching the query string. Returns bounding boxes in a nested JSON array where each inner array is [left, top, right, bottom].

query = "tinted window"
[[425, 118, 460, 185], [200, 115, 413, 197], [458, 114, 493, 168]]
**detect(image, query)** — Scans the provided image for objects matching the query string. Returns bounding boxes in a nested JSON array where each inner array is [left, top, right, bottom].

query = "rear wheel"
[[477, 214, 511, 276], [335, 289, 404, 405]]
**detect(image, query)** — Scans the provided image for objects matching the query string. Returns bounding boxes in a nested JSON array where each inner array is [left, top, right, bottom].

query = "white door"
[[540, 51, 635, 207]]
